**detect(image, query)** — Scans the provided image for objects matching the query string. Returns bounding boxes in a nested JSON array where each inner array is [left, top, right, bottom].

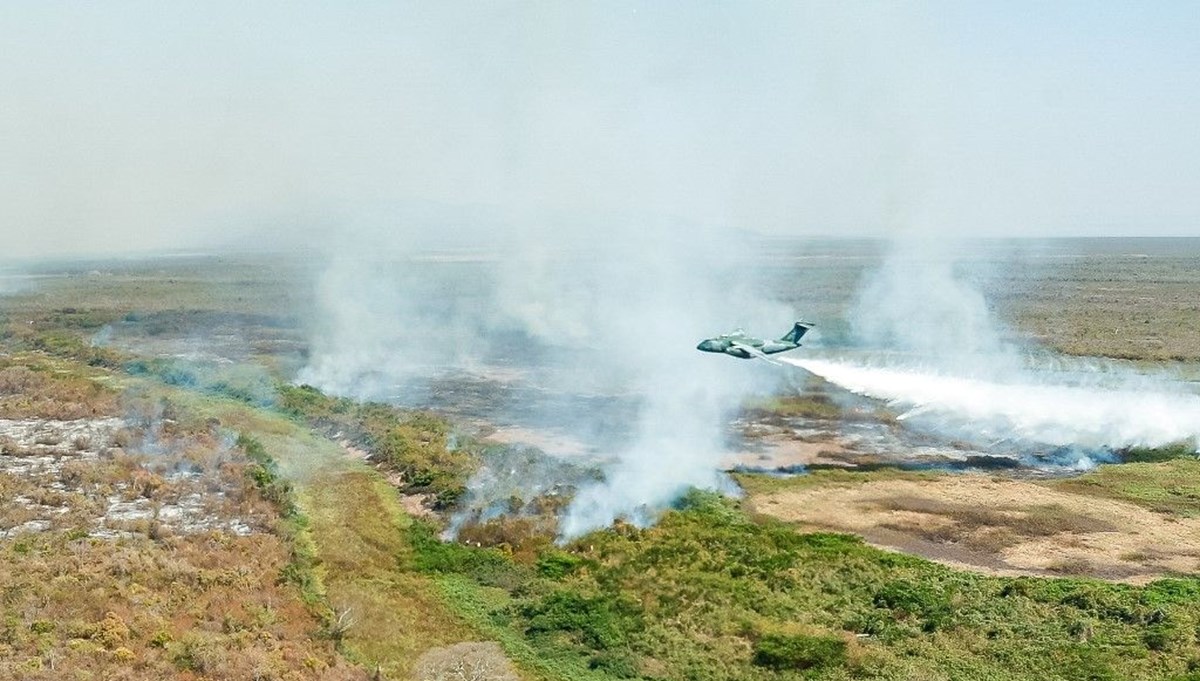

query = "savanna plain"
[[2, 238, 1200, 681]]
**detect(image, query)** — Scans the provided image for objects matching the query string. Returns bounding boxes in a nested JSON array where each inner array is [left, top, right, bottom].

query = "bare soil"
[[722, 433, 852, 470], [749, 474, 1200, 583]]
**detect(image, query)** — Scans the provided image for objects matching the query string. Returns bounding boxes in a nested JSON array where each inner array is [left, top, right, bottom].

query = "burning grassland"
[[8, 246, 1200, 680]]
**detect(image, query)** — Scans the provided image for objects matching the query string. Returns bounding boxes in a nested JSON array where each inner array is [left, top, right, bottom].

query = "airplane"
[[696, 321, 813, 361]]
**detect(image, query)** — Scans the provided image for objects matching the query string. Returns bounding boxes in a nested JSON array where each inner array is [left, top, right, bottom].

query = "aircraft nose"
[[697, 339, 717, 352]]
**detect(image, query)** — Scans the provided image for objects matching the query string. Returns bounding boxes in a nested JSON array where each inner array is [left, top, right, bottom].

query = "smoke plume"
[[301, 221, 789, 539]]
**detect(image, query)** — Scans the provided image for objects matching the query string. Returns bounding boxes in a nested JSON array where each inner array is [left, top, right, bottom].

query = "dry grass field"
[[744, 471, 1200, 583], [0, 358, 365, 680], [769, 237, 1200, 361]]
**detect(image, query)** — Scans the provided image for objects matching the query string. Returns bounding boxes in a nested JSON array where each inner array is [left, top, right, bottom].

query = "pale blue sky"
[[2, 1, 1198, 256]]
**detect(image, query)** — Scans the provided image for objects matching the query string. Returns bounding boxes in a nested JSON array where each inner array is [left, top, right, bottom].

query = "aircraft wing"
[[731, 341, 781, 365]]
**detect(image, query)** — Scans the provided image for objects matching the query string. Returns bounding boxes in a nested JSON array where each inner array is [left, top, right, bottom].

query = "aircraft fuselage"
[[696, 321, 812, 360]]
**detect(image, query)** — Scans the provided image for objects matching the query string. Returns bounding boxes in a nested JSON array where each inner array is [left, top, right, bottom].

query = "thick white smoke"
[[849, 237, 1018, 370], [300, 221, 790, 539], [789, 238, 1200, 462], [298, 251, 492, 398]]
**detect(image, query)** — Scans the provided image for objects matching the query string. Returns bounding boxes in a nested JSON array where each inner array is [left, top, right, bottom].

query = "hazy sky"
[[3, 1, 1198, 257]]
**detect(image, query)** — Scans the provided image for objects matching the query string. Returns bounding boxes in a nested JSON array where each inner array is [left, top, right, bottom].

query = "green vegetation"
[[742, 393, 844, 420], [397, 489, 1200, 680], [277, 383, 477, 508], [125, 357, 278, 407], [752, 632, 847, 671], [239, 433, 299, 516], [1119, 442, 1197, 464], [734, 467, 939, 497], [1052, 458, 1200, 517], [294, 460, 483, 679]]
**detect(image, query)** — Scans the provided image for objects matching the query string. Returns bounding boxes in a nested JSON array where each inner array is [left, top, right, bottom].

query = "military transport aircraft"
[[696, 322, 813, 361]]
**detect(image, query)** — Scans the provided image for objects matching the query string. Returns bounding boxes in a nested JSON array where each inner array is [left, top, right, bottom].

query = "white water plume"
[[808, 236, 1200, 464], [783, 355, 1200, 456]]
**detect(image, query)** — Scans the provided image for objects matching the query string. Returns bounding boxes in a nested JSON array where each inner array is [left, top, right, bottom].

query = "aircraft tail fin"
[[780, 321, 813, 344]]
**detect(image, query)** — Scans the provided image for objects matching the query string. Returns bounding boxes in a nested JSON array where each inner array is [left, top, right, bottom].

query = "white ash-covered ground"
[[0, 416, 265, 540]]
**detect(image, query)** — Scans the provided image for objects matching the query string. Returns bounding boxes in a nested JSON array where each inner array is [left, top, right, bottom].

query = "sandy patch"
[[398, 492, 437, 519], [750, 474, 1200, 583]]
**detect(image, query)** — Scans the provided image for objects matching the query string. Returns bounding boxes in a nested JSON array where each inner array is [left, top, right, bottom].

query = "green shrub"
[[29, 620, 54, 635], [873, 580, 954, 631], [239, 433, 297, 517], [276, 383, 475, 505], [752, 631, 847, 671], [149, 630, 173, 648], [1122, 442, 1196, 463], [407, 522, 524, 590], [1144, 623, 1182, 651], [588, 650, 641, 678], [521, 590, 641, 650], [536, 549, 584, 579]]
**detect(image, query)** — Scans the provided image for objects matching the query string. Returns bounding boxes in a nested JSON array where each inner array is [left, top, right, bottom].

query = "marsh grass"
[[1052, 459, 1200, 517], [742, 394, 843, 421], [734, 468, 939, 497]]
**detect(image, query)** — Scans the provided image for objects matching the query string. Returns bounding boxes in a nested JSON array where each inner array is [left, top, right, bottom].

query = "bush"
[[409, 522, 509, 573], [277, 382, 476, 505], [238, 433, 297, 517], [873, 580, 954, 632], [521, 590, 641, 650], [29, 620, 54, 635], [536, 549, 584, 579], [752, 631, 847, 671], [1121, 442, 1196, 463], [1144, 623, 1182, 651], [589, 650, 641, 678]]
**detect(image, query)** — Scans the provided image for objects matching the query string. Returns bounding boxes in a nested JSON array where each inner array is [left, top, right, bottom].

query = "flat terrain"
[[3, 239, 1200, 680], [779, 237, 1200, 361], [746, 470, 1200, 583]]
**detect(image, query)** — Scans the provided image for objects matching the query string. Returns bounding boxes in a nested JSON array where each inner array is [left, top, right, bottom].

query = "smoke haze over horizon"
[[6, 3, 1200, 537], [3, 2, 1200, 259]]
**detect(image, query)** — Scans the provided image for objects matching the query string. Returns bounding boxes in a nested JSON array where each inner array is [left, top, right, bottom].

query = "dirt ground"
[[748, 474, 1200, 583], [722, 434, 852, 470]]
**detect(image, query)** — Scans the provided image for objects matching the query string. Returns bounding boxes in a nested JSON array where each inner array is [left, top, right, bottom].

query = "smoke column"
[[300, 222, 790, 540]]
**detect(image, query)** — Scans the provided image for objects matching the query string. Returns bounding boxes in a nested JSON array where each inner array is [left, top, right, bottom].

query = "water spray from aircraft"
[[781, 355, 1200, 460], [779, 238, 1200, 464]]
